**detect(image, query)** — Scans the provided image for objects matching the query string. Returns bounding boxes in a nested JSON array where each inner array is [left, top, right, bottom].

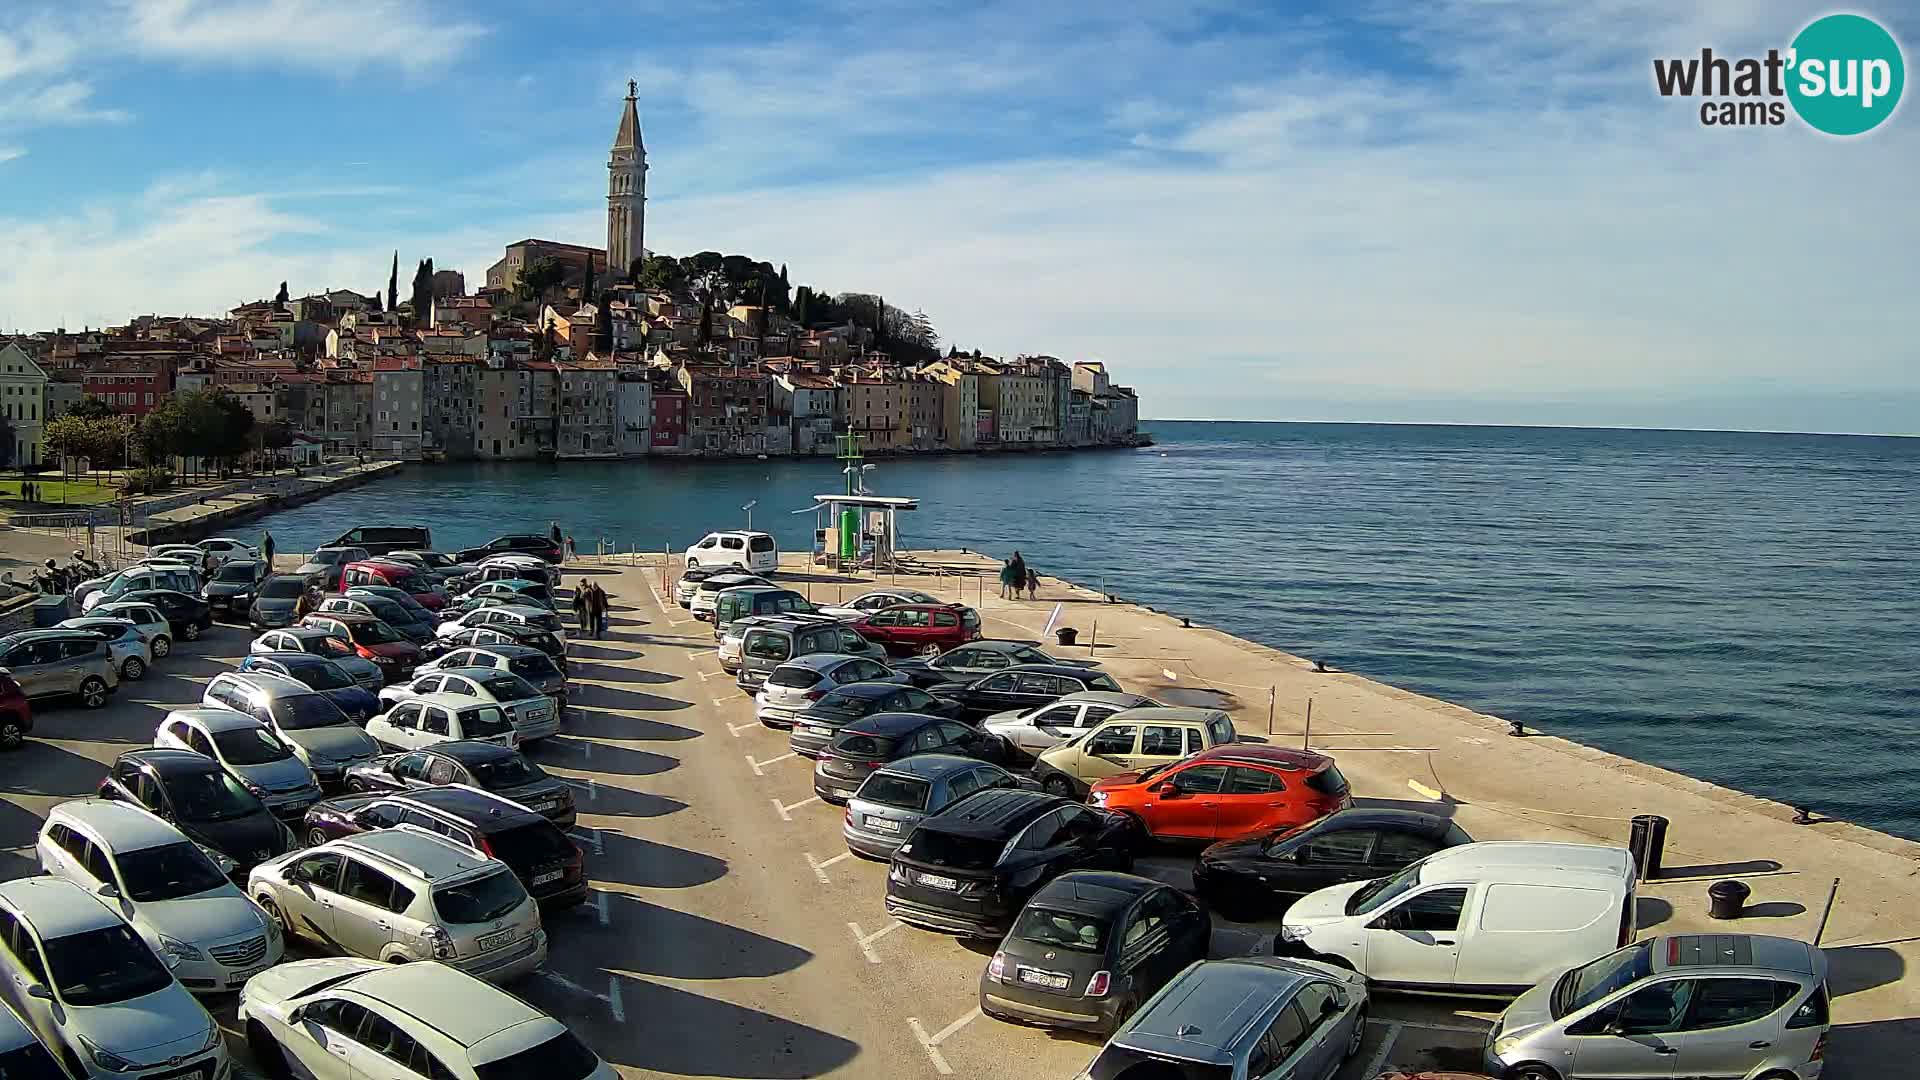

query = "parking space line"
[[773, 795, 822, 821], [906, 1008, 980, 1076], [747, 751, 796, 775], [847, 919, 902, 964], [605, 975, 625, 1022], [1374, 1018, 1489, 1035], [561, 777, 597, 802], [592, 890, 609, 926], [712, 693, 747, 706], [1359, 1021, 1401, 1078], [728, 719, 761, 738], [1407, 779, 1444, 800], [569, 827, 605, 855], [806, 850, 852, 883], [697, 668, 730, 681]]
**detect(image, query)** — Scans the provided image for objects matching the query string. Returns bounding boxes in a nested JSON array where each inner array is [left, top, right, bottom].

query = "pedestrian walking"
[[998, 558, 1018, 599], [571, 579, 591, 631], [565, 535, 577, 562], [592, 582, 611, 638], [1025, 566, 1040, 600], [260, 530, 276, 572]]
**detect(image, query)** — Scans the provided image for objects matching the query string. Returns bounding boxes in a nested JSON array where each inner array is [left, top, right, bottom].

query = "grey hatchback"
[[1076, 956, 1367, 1080], [0, 629, 119, 709], [844, 754, 1034, 858]]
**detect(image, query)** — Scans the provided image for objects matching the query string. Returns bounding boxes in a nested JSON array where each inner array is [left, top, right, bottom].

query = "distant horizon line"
[[1140, 417, 1919, 439]]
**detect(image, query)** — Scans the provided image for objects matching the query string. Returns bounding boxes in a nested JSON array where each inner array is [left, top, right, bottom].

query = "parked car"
[[202, 558, 268, 620], [1194, 809, 1475, 921], [815, 588, 942, 620], [250, 627, 385, 689], [299, 613, 421, 683], [462, 555, 561, 590], [844, 755, 1036, 859], [720, 612, 850, 674], [248, 826, 546, 982], [36, 799, 284, 994], [455, 578, 555, 610], [683, 529, 778, 573], [416, 645, 569, 713], [754, 653, 902, 728], [195, 536, 260, 563], [342, 743, 575, 826], [1484, 934, 1831, 1080], [293, 546, 370, 584], [235, 652, 383, 723], [79, 563, 200, 611], [712, 586, 823, 638], [203, 671, 381, 787], [848, 603, 983, 657], [237, 958, 614, 1080], [154, 708, 324, 819], [89, 600, 174, 656], [0, 876, 230, 1080], [300, 786, 586, 907], [455, 534, 563, 564], [345, 584, 443, 627], [436, 603, 567, 647], [148, 544, 214, 572], [339, 559, 447, 610], [54, 617, 152, 681], [884, 788, 1135, 937], [890, 638, 1098, 687], [427, 623, 567, 669], [387, 549, 466, 578], [985, 690, 1161, 762], [789, 682, 966, 757], [366, 693, 519, 753], [116, 589, 213, 642], [1277, 842, 1638, 994], [1090, 745, 1352, 844], [1034, 706, 1241, 798], [1077, 956, 1369, 1080], [0, 629, 118, 709], [980, 872, 1210, 1034], [673, 563, 727, 606], [737, 618, 887, 690], [313, 595, 433, 645], [0, 998, 65, 1080], [379, 667, 559, 742], [248, 574, 313, 629], [97, 748, 298, 874], [940, 664, 1130, 723], [0, 671, 29, 750], [690, 572, 770, 621], [813, 713, 1010, 803], [70, 558, 191, 602], [324, 524, 432, 556]]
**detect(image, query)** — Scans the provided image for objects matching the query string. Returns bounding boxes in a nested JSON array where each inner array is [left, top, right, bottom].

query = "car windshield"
[[347, 620, 405, 645], [271, 693, 352, 730], [260, 577, 306, 599], [432, 869, 528, 924], [902, 829, 1004, 870], [480, 674, 539, 700], [1087, 1047, 1232, 1080], [819, 691, 882, 716], [857, 773, 930, 811], [474, 1030, 599, 1080], [1134, 762, 1178, 784], [116, 841, 230, 902], [1014, 906, 1109, 952], [214, 564, 256, 582], [1554, 941, 1653, 1018], [460, 706, 512, 737], [212, 726, 295, 765], [1087, 674, 1122, 691], [287, 662, 354, 691], [507, 655, 560, 681], [42, 923, 175, 1008], [472, 755, 544, 788], [168, 769, 263, 822], [1346, 858, 1426, 915], [382, 571, 428, 592], [363, 600, 409, 623], [0, 1038, 68, 1080], [1261, 820, 1319, 856]]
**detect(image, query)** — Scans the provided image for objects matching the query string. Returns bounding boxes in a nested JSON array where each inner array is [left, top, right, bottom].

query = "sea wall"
[[127, 461, 405, 545]]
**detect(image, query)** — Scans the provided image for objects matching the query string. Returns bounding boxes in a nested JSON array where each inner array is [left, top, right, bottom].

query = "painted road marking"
[[848, 919, 903, 964], [727, 719, 761, 738], [1370, 1017, 1489, 1035], [906, 1008, 980, 1076], [697, 668, 730, 681], [806, 850, 852, 883], [592, 890, 609, 926], [1359, 1021, 1401, 1078], [1408, 779, 1444, 800], [773, 795, 822, 821], [561, 777, 597, 802], [712, 694, 748, 706], [747, 751, 796, 776], [605, 974, 625, 1022], [569, 827, 605, 856]]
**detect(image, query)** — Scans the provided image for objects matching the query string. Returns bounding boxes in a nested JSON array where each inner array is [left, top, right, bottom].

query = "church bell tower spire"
[[608, 79, 647, 280]]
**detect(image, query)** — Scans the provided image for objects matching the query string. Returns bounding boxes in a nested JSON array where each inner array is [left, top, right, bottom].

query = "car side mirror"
[[1321, 995, 1343, 1016], [96, 882, 120, 899], [1154, 782, 1180, 798], [27, 984, 52, 1001]]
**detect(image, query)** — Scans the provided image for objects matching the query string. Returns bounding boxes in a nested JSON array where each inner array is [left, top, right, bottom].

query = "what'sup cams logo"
[[1654, 12, 1905, 134]]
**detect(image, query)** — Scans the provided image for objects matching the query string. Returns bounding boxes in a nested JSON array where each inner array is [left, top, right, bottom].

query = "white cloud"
[[0, 78, 129, 128], [0, 146, 23, 163], [117, 0, 487, 72]]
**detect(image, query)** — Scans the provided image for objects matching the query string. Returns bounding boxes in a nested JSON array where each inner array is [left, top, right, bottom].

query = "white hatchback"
[[366, 692, 519, 752]]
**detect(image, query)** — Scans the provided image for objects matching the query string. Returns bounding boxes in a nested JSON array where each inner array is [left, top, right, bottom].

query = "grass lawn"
[[0, 477, 122, 505]]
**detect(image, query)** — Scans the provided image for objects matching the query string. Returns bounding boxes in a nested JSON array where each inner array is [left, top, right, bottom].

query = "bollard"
[[1056, 627, 1079, 647], [1708, 879, 1750, 920], [1628, 815, 1669, 880]]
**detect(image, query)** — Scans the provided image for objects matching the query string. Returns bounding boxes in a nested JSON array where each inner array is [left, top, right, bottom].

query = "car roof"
[[51, 798, 185, 851], [846, 711, 942, 735], [452, 645, 546, 661], [264, 573, 310, 585], [1105, 706, 1228, 724], [744, 615, 840, 634], [404, 692, 501, 711], [1188, 744, 1329, 770], [1293, 808, 1457, 837], [168, 707, 267, 733], [0, 876, 123, 938], [874, 753, 986, 780], [1415, 842, 1634, 885], [398, 786, 545, 826], [1652, 934, 1819, 976], [1002, 663, 1103, 678], [1, 628, 99, 643], [426, 741, 519, 765], [0, 998, 41, 1050], [1119, 958, 1319, 1063], [1029, 871, 1161, 916], [781, 652, 865, 672], [1052, 690, 1147, 706], [259, 652, 331, 668], [341, 963, 545, 1047], [880, 602, 966, 613], [336, 827, 493, 880], [278, 625, 336, 638], [830, 681, 911, 700], [122, 747, 225, 775], [921, 788, 1060, 837], [223, 670, 317, 697]]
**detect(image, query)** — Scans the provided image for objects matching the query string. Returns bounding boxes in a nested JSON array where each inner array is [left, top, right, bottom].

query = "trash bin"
[[1708, 879, 1750, 920], [1056, 627, 1079, 647], [1629, 814, 1670, 880]]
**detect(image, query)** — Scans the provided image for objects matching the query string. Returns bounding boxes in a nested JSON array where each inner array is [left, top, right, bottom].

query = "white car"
[[435, 604, 567, 646], [154, 708, 323, 819], [378, 668, 559, 742], [36, 800, 283, 995], [683, 529, 778, 573], [87, 601, 174, 658], [474, 554, 559, 587], [689, 572, 767, 620], [80, 563, 200, 612], [815, 588, 942, 620], [238, 958, 615, 1080], [55, 617, 153, 681], [367, 692, 519, 752], [196, 537, 260, 563], [0, 998, 65, 1078], [0, 876, 230, 1080]]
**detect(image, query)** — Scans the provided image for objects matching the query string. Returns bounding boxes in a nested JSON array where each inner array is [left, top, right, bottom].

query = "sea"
[[225, 422, 1920, 840]]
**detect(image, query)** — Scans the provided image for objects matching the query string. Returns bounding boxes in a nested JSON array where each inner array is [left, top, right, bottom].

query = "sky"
[[1, 1, 1915, 433]]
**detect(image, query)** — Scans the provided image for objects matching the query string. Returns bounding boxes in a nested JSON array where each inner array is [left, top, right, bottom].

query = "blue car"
[[237, 652, 383, 723]]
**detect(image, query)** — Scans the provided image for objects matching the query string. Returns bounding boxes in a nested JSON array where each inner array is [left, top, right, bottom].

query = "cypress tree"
[[388, 251, 399, 312]]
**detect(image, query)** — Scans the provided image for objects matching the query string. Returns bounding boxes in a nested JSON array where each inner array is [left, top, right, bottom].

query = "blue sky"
[[2, 1, 1916, 432]]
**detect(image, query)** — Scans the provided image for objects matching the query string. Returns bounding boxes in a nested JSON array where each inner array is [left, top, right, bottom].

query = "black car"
[[234, 653, 383, 723], [1192, 808, 1475, 921], [425, 624, 568, 669], [201, 559, 267, 620], [455, 534, 564, 564], [301, 785, 586, 907], [789, 682, 964, 758], [119, 588, 214, 642], [885, 789, 1135, 937], [249, 574, 312, 629], [892, 639, 1097, 688], [813, 713, 1009, 803], [935, 664, 1128, 721], [342, 741, 576, 827], [325, 525, 432, 556], [96, 748, 295, 874], [980, 872, 1211, 1034]]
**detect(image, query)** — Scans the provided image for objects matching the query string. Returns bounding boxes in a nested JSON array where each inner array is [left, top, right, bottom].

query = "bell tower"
[[608, 79, 647, 279]]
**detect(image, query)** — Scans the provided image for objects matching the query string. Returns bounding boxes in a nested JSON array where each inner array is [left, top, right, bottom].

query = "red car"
[[848, 603, 982, 656], [340, 559, 447, 610], [1089, 744, 1351, 843], [0, 671, 30, 749]]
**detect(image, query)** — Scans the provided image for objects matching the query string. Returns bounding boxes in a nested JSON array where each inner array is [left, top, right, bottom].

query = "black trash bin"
[[1629, 814, 1670, 880], [1708, 879, 1750, 920], [1056, 627, 1078, 647]]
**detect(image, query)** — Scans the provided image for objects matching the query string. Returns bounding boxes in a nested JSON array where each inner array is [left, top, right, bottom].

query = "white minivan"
[[684, 530, 778, 573], [1276, 841, 1637, 995]]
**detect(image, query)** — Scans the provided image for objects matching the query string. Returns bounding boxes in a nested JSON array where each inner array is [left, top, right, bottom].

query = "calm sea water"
[[228, 422, 1920, 839]]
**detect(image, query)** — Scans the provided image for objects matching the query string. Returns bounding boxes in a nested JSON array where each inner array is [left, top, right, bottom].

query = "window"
[[1209, 716, 1236, 745], [1373, 831, 1439, 865], [1086, 725, 1136, 756], [1599, 979, 1696, 1036], [977, 673, 1017, 691], [1224, 766, 1281, 794], [1249, 1003, 1311, 1075], [912, 725, 945, 751], [1139, 725, 1185, 756], [294, 853, 344, 891], [1386, 887, 1467, 932], [932, 610, 958, 627], [388, 705, 420, 731], [422, 709, 451, 736], [1302, 829, 1375, 864], [1169, 764, 1228, 793], [1015, 811, 1064, 850], [1684, 978, 1790, 1030], [1291, 982, 1341, 1031], [340, 860, 411, 912]]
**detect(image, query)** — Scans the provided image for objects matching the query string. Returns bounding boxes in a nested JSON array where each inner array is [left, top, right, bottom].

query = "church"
[[483, 83, 648, 295]]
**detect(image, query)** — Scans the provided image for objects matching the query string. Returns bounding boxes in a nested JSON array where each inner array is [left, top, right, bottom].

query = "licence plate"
[[915, 872, 958, 890], [1018, 969, 1071, 990], [866, 816, 900, 833], [227, 966, 267, 987], [532, 870, 563, 885], [804, 725, 832, 737], [476, 929, 517, 952]]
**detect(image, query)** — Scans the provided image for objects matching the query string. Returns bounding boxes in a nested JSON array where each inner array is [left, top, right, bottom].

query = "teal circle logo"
[[1787, 13, 1905, 135]]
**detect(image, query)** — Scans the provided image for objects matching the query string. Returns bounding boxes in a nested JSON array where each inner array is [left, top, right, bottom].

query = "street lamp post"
[[742, 500, 757, 531]]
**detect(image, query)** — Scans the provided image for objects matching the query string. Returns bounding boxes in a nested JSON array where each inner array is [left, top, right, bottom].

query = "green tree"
[[793, 286, 812, 327], [138, 404, 180, 466], [69, 396, 117, 420], [520, 257, 566, 304], [387, 250, 399, 313], [0, 412, 14, 469], [42, 414, 91, 479], [638, 254, 684, 293], [369, 288, 383, 313], [274, 281, 289, 308], [582, 263, 596, 308], [410, 259, 434, 323]]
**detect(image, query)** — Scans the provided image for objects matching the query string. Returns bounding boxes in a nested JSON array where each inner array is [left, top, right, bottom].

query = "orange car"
[[1088, 744, 1350, 843]]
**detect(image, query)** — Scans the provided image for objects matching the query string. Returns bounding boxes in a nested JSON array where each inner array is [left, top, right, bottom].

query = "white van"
[[684, 530, 778, 573], [1276, 841, 1636, 995]]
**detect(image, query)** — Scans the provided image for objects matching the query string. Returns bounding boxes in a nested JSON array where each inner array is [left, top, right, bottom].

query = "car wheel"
[[79, 676, 108, 709], [1041, 774, 1075, 797], [152, 635, 171, 657], [686, 559, 699, 569], [247, 1021, 293, 1080], [0, 721, 24, 751], [307, 827, 329, 846], [258, 895, 292, 937], [122, 656, 147, 681], [1506, 1066, 1561, 1080], [1344, 1005, 1367, 1058], [181, 622, 201, 641], [918, 643, 943, 657]]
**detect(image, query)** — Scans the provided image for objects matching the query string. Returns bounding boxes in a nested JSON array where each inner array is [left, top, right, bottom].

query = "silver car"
[[985, 691, 1162, 763], [756, 652, 898, 727], [1486, 934, 1831, 1080], [844, 754, 1032, 859], [0, 630, 119, 709], [88, 601, 174, 658], [251, 627, 385, 690], [56, 617, 154, 681], [379, 667, 559, 741], [202, 671, 380, 787], [154, 708, 323, 819]]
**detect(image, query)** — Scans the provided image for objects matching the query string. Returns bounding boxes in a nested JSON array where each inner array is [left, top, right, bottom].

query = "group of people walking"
[[999, 550, 1040, 600], [572, 578, 611, 638]]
